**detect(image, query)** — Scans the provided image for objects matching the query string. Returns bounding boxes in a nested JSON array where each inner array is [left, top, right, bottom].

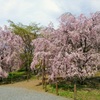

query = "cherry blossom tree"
[[30, 12, 100, 97], [0, 26, 23, 78], [31, 13, 99, 79]]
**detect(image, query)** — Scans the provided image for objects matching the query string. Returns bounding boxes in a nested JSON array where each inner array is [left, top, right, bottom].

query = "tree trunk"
[[42, 58, 46, 89], [25, 61, 28, 81], [56, 81, 59, 95], [44, 74, 47, 92], [74, 82, 77, 100], [42, 66, 45, 88], [10, 68, 13, 84]]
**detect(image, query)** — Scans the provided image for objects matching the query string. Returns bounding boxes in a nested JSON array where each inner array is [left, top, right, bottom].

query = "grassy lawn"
[[47, 84, 100, 100]]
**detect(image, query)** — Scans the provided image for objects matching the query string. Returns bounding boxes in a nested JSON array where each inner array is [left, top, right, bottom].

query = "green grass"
[[95, 71, 100, 77], [47, 84, 100, 100], [77, 89, 100, 100]]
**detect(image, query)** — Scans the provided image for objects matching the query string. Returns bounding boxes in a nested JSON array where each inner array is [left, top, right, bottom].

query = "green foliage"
[[8, 20, 41, 78], [8, 71, 26, 79], [8, 20, 41, 39]]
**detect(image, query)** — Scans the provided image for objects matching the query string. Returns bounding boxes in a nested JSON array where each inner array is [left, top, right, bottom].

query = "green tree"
[[8, 20, 41, 80]]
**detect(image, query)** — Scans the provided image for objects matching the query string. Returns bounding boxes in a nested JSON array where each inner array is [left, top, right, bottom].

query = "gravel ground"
[[0, 86, 69, 100]]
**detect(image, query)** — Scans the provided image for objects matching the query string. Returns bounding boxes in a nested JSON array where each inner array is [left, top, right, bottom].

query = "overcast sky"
[[0, 0, 100, 27]]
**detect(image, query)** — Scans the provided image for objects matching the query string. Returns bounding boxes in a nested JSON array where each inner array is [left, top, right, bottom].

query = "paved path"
[[0, 86, 69, 100]]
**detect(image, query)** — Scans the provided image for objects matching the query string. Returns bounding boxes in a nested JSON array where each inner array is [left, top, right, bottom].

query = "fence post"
[[74, 80, 77, 100]]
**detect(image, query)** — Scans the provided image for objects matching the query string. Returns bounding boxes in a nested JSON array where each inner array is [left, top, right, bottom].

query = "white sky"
[[0, 0, 100, 27]]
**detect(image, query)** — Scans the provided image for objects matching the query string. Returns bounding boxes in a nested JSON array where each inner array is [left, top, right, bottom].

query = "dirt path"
[[0, 79, 70, 100], [3, 79, 44, 92]]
